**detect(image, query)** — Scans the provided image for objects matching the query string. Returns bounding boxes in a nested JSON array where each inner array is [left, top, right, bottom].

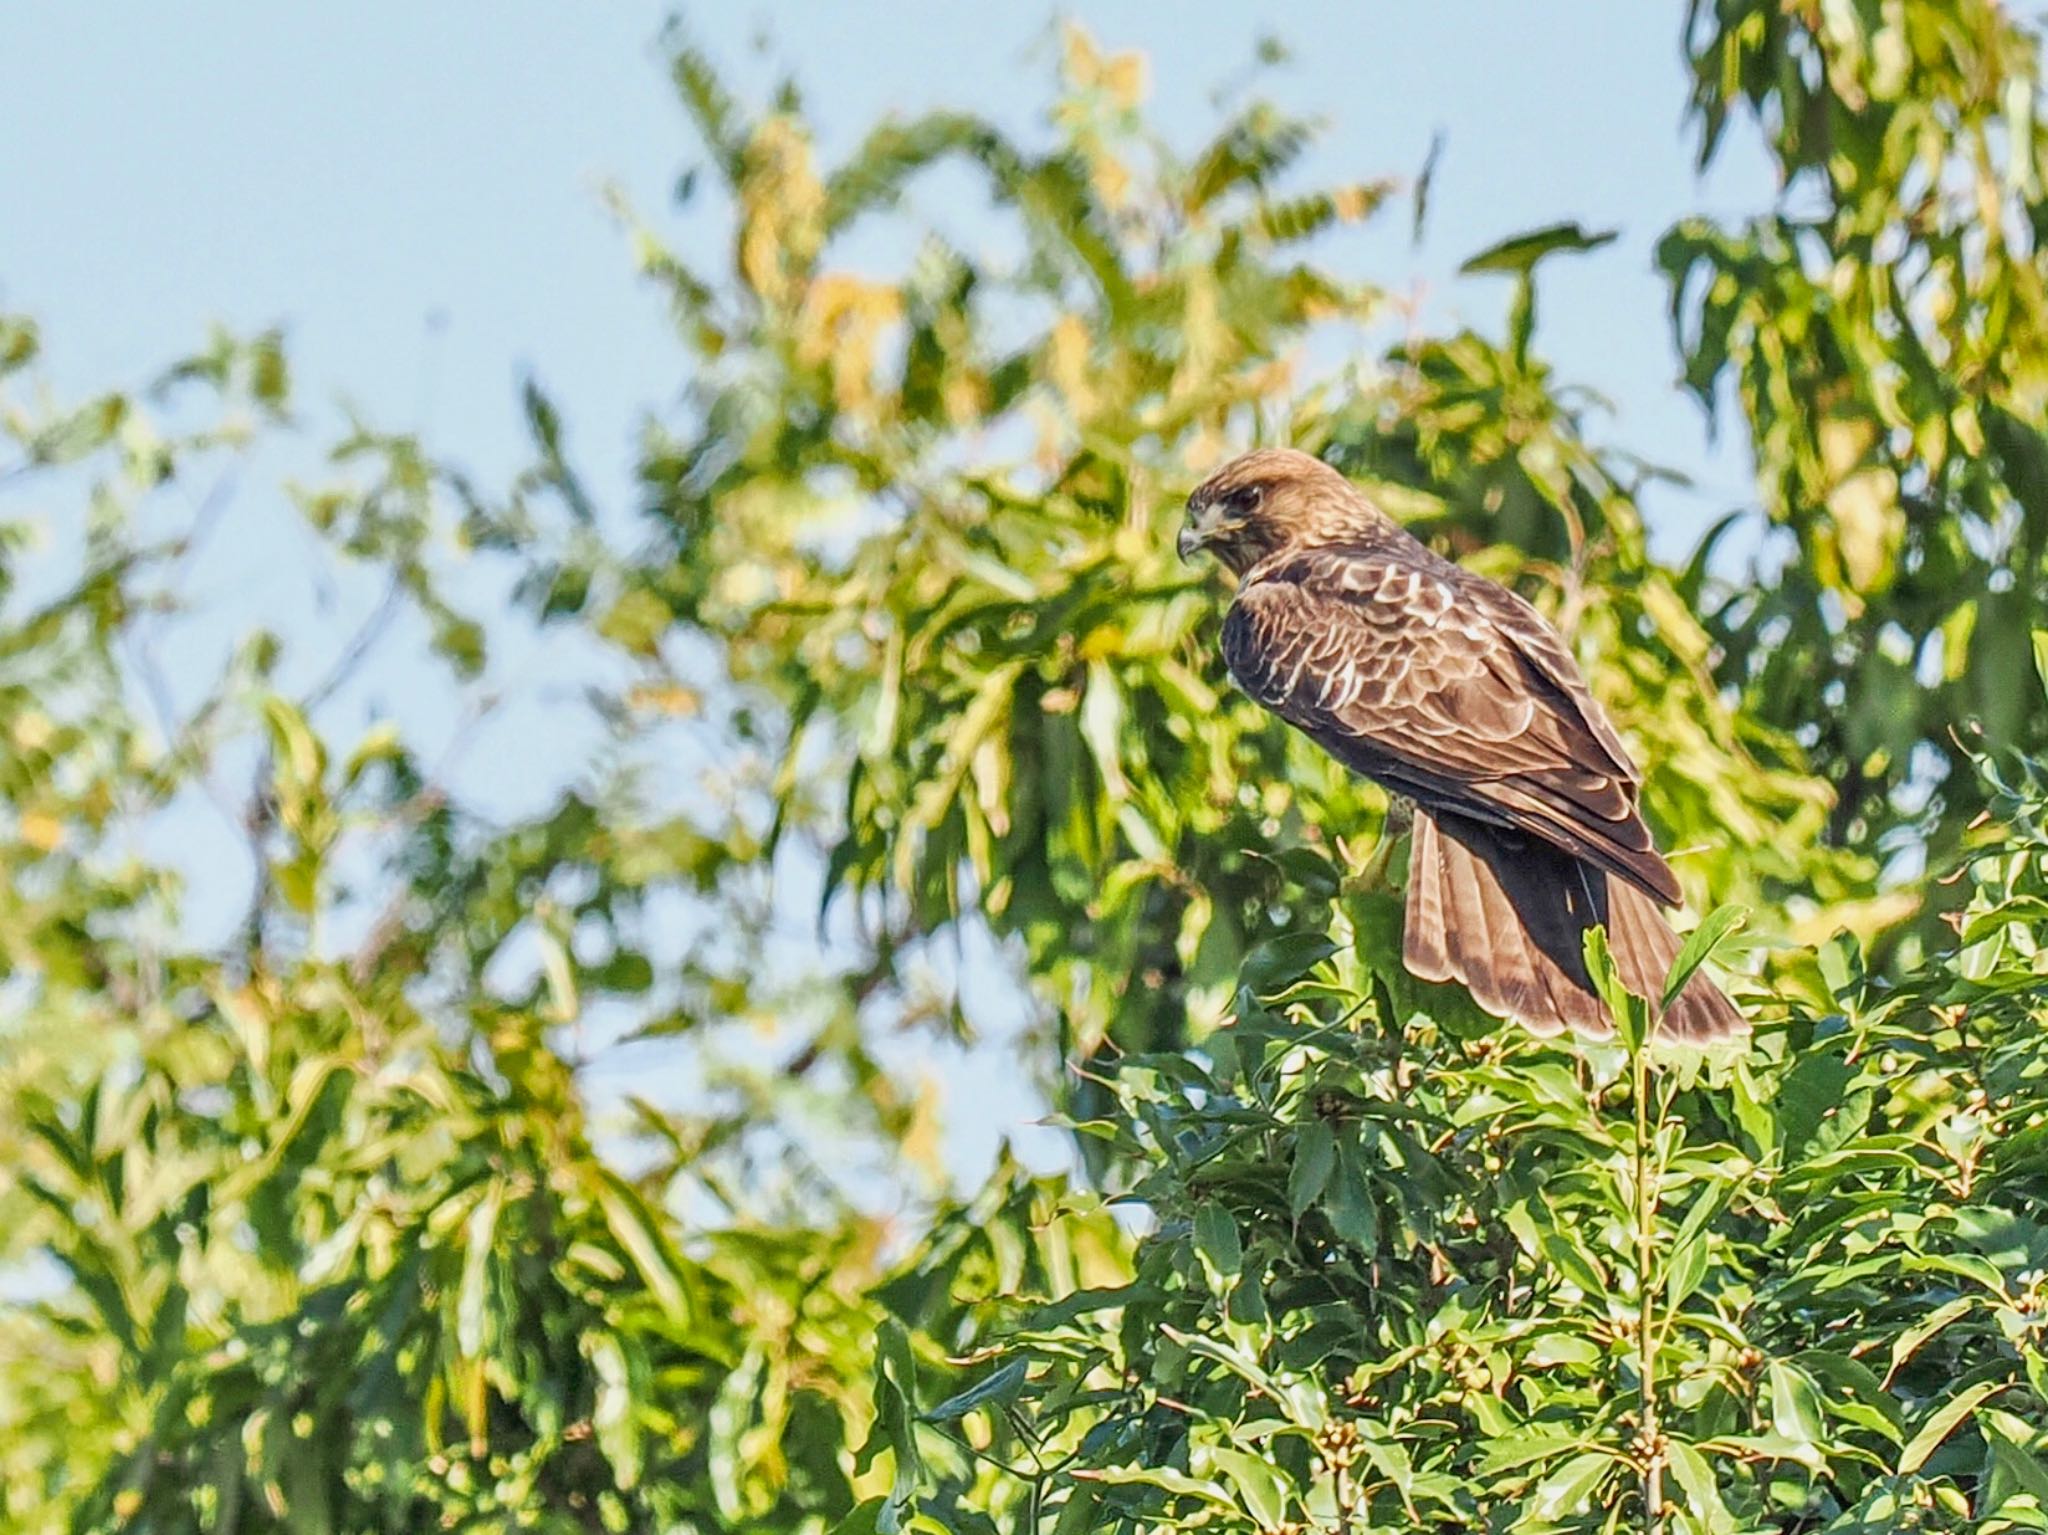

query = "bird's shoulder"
[[1220, 542, 1490, 721], [1240, 535, 1547, 648], [1223, 537, 1640, 785], [1225, 539, 1495, 677], [1243, 534, 1463, 603]]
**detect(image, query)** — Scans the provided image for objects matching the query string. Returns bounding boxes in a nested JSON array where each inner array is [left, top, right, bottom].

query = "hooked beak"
[[1178, 494, 1228, 564]]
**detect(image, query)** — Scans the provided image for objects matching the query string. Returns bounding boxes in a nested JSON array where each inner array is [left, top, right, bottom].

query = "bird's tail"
[[1402, 809, 1744, 1043]]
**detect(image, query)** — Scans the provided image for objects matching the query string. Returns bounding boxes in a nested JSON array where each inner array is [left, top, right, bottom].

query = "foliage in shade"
[[1, 6, 2047, 1532]]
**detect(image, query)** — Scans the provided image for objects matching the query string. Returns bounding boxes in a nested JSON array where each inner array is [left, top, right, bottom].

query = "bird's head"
[[1178, 448, 1390, 576]]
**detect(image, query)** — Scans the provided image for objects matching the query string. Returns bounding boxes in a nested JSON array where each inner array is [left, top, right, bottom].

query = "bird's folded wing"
[[1221, 558, 1682, 905]]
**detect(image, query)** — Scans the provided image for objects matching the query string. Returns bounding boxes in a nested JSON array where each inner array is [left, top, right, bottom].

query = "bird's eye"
[[1238, 485, 1264, 513]]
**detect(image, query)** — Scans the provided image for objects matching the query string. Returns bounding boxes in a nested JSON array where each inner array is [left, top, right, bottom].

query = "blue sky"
[[0, 4, 1778, 1191], [2, 4, 1772, 540]]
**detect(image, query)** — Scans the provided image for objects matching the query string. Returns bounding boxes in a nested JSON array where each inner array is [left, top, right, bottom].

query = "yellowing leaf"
[[18, 811, 63, 852], [627, 682, 702, 717]]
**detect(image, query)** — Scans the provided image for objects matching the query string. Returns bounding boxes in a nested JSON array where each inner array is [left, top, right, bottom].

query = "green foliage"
[[859, 734, 2048, 1533], [612, 25, 1863, 1127], [1666, 0, 2048, 922], [5, 9, 2048, 1533]]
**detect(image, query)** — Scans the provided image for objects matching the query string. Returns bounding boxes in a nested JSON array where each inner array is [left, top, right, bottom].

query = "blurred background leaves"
[[3, 3, 2048, 1530]]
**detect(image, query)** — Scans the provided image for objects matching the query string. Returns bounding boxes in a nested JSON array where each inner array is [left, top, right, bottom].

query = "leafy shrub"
[[867, 727, 2048, 1532], [7, 4, 2048, 1532]]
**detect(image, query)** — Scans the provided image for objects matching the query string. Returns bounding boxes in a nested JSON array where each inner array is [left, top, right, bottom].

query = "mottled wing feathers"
[[1187, 449, 1742, 1043], [1221, 548, 1682, 906], [1469, 578, 1643, 791]]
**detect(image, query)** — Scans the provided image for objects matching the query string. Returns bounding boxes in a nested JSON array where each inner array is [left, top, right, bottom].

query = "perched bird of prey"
[[1179, 447, 1742, 1042]]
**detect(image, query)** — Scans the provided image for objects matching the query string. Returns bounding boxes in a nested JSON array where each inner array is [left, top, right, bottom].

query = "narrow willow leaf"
[[1583, 924, 1646, 1052], [1158, 1325, 1325, 1428], [1767, 1360, 1827, 1450], [923, 1359, 1028, 1423], [1982, 1409, 2048, 1509], [1209, 1447, 1289, 1530], [1663, 904, 1746, 1010], [1885, 1296, 1978, 1387], [1663, 1181, 1731, 1306], [588, 1331, 642, 1488], [259, 694, 327, 790], [1327, 1138, 1379, 1250], [1050, 1485, 1100, 1535], [1240, 931, 1339, 996], [1077, 1464, 1233, 1508], [1898, 1381, 2006, 1475], [456, 1179, 504, 1360], [1288, 1118, 1336, 1217], [538, 927, 579, 1022], [1664, 1231, 1710, 1308], [869, 1319, 924, 1531], [1524, 1333, 1603, 1369], [1462, 221, 1617, 273], [1476, 1434, 1589, 1475], [1538, 1228, 1608, 1297], [1525, 1451, 1615, 1522], [828, 1499, 887, 1535], [1193, 1201, 1243, 1290], [1665, 1441, 1734, 1534], [592, 1170, 697, 1326]]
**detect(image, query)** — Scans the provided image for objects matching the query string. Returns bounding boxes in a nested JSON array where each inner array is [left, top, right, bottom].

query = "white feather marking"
[[1280, 648, 1313, 701], [1376, 567, 1417, 603]]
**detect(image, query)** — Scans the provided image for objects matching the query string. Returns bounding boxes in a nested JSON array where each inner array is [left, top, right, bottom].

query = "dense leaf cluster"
[[2, 5, 2047, 1532]]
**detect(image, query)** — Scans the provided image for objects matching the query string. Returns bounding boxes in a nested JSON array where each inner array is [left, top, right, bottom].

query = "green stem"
[[1634, 1041, 1662, 1529]]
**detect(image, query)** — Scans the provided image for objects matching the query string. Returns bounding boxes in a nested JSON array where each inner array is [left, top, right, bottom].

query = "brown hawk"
[[1179, 447, 1742, 1042]]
